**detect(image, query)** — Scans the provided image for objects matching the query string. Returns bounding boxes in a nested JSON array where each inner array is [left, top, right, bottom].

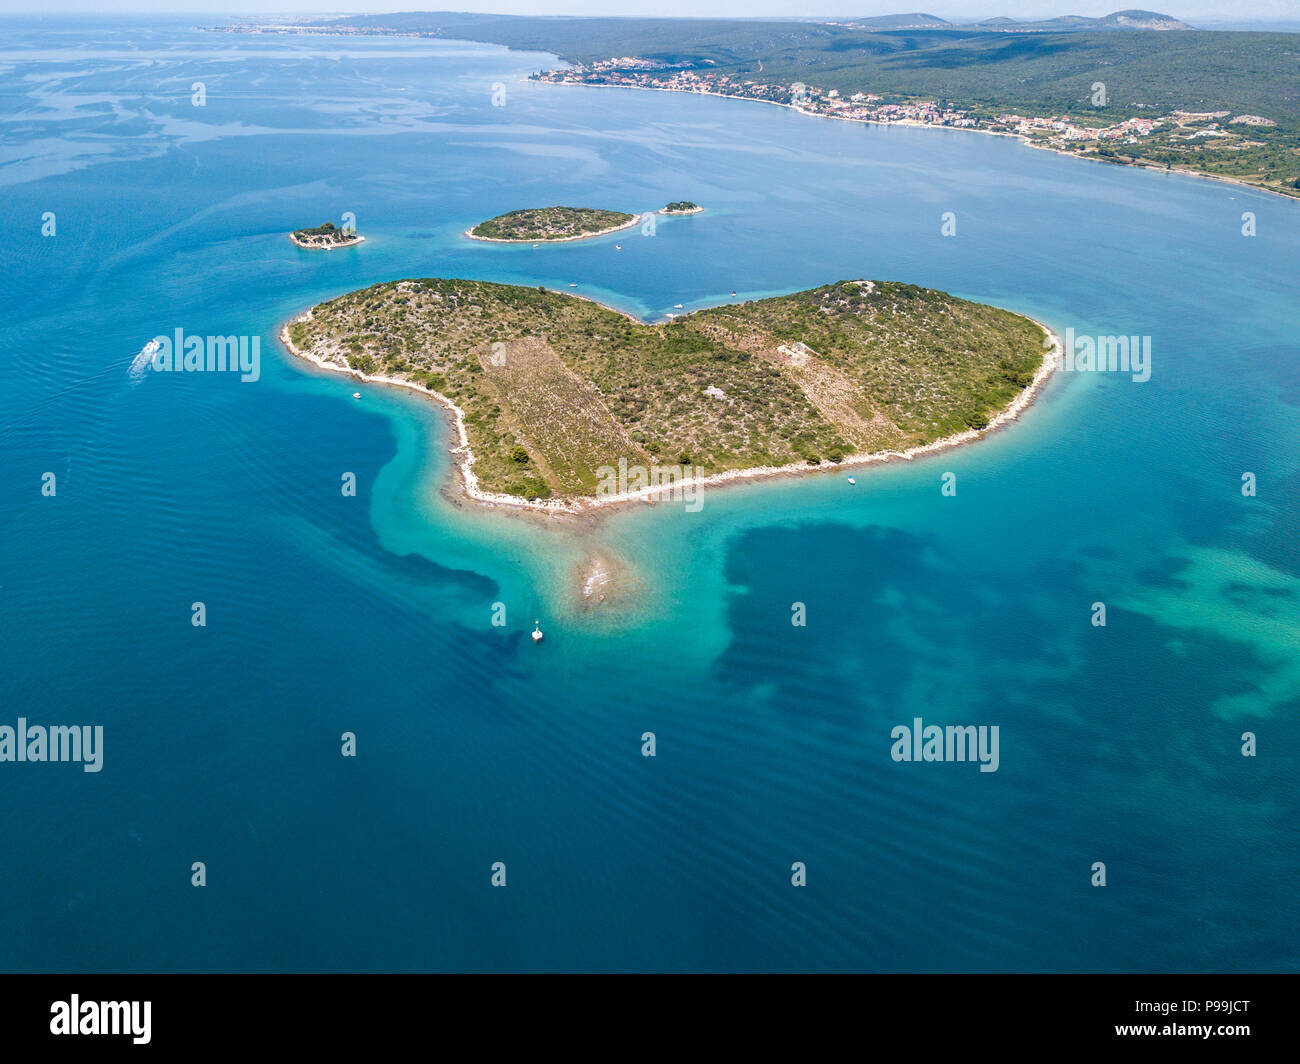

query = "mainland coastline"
[[537, 77, 1299, 204], [216, 20, 1300, 204]]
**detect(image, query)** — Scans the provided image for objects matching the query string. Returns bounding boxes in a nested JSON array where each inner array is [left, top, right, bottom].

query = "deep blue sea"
[[1, 16, 1297, 972]]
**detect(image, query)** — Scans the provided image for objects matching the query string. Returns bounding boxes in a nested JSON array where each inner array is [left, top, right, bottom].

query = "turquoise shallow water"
[[1, 16, 1297, 972]]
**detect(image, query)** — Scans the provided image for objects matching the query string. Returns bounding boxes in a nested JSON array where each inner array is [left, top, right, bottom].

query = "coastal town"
[[532, 58, 1280, 166]]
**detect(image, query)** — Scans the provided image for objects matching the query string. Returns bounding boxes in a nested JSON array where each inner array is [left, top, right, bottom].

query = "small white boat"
[[353, 392, 361, 399], [731, 291, 737, 297], [532, 243, 539, 249], [569, 282, 577, 287], [674, 304, 684, 309], [532, 620, 544, 643], [847, 476, 856, 485], [615, 244, 622, 251]]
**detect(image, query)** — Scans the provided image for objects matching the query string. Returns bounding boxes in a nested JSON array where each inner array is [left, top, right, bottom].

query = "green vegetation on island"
[[469, 206, 637, 242], [290, 222, 363, 249], [287, 278, 1047, 501], [662, 201, 701, 213]]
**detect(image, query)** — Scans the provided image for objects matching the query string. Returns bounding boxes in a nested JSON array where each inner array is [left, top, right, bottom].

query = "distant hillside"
[[850, 10, 1190, 32], [1100, 9, 1189, 30], [979, 10, 1190, 31], [850, 13, 952, 30]]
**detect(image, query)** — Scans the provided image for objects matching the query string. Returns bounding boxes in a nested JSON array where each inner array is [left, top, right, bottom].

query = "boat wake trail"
[[128, 339, 160, 383]]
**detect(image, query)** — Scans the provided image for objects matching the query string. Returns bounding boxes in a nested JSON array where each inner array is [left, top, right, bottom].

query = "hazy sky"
[[0, 2, 1295, 24]]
